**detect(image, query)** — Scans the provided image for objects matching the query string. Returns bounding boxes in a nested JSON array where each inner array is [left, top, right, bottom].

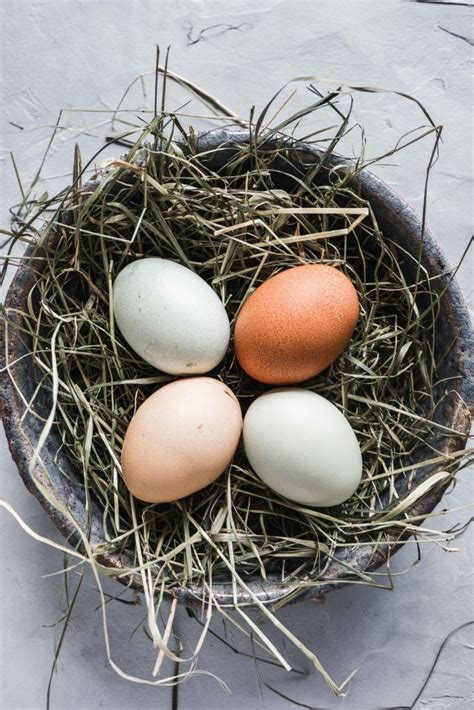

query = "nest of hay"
[[1, 76, 472, 693]]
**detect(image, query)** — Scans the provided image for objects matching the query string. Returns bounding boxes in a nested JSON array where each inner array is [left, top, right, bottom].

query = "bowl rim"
[[1, 129, 472, 607]]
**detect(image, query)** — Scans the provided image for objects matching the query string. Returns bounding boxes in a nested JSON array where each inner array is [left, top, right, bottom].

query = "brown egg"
[[121, 377, 242, 503], [234, 264, 359, 385]]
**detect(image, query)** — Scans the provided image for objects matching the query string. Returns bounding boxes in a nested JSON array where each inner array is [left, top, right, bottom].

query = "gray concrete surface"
[[1, 1, 473, 709]]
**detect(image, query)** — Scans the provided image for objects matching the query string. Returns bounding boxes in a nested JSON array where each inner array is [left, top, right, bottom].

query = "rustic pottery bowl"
[[1, 130, 472, 606]]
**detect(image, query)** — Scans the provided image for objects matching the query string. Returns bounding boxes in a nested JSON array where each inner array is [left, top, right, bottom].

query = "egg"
[[121, 377, 242, 503], [243, 388, 362, 507], [234, 264, 359, 385], [113, 258, 230, 375]]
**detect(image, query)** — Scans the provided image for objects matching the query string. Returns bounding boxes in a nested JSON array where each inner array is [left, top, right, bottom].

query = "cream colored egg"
[[121, 377, 242, 503], [243, 388, 362, 507], [113, 258, 230, 375]]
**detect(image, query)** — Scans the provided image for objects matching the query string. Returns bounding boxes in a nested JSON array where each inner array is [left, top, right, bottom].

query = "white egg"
[[243, 388, 362, 507], [113, 258, 230, 374]]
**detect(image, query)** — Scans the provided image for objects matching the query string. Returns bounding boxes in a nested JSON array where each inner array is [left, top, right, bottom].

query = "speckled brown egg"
[[121, 377, 242, 503], [234, 264, 359, 385]]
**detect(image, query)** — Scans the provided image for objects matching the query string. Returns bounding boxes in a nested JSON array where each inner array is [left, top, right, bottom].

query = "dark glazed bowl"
[[1, 130, 472, 607]]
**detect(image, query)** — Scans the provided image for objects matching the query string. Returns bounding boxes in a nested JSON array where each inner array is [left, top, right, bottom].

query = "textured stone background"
[[1, 1, 473, 708]]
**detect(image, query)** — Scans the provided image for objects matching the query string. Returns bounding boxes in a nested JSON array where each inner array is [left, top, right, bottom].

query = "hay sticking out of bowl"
[[1, 70, 472, 695]]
